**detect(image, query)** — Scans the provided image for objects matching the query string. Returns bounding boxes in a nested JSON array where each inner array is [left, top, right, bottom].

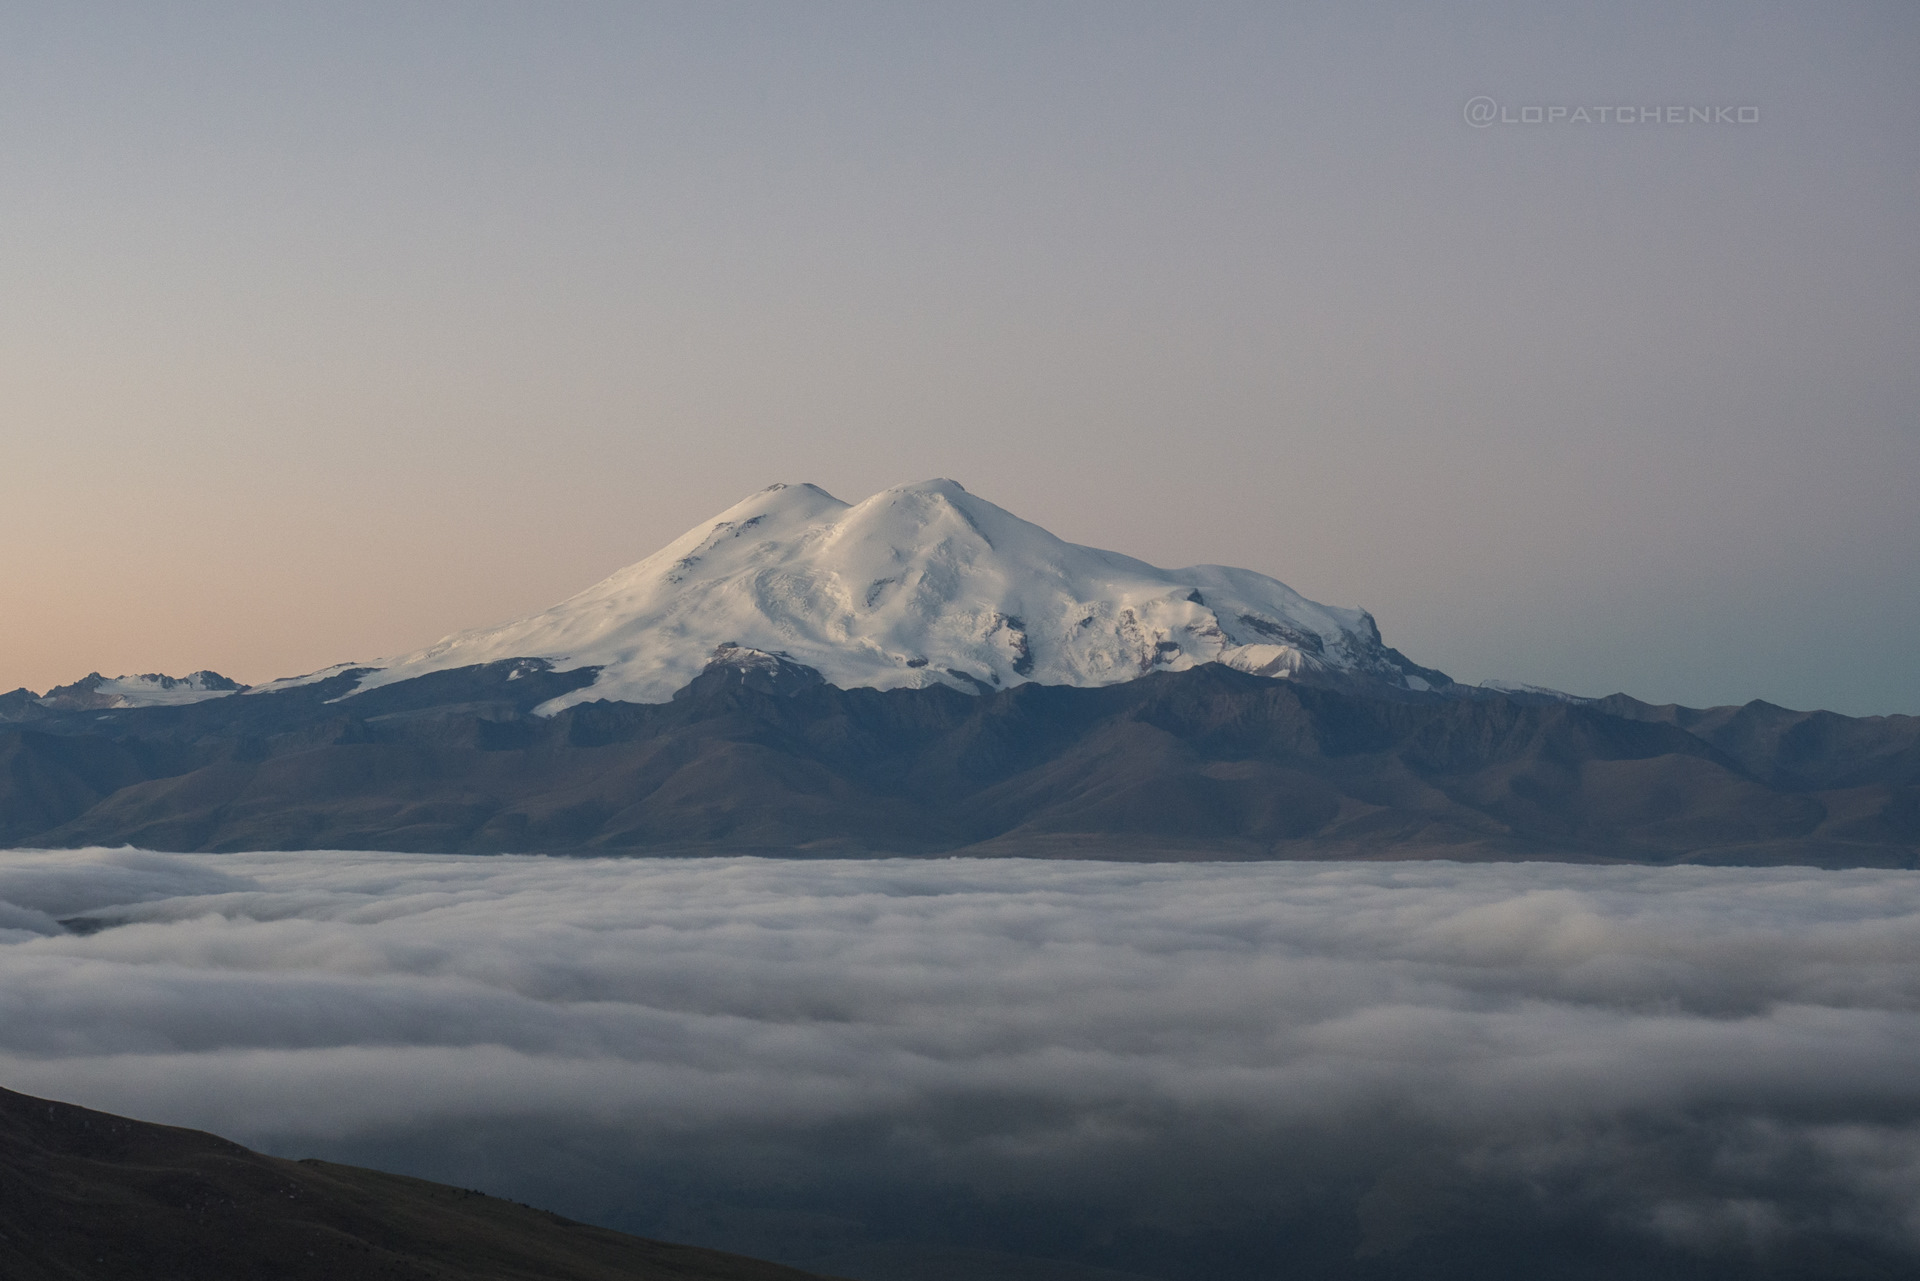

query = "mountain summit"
[[343, 479, 1449, 710], [5, 482, 1915, 864], [5, 480, 1912, 866]]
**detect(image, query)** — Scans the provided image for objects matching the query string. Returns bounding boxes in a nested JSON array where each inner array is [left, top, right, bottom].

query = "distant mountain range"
[[2, 481, 1914, 865], [11, 670, 245, 713]]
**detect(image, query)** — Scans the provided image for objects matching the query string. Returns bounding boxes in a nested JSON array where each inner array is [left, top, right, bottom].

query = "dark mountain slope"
[[1, 663, 1915, 865], [1597, 694, 1920, 790], [0, 1085, 837, 1281]]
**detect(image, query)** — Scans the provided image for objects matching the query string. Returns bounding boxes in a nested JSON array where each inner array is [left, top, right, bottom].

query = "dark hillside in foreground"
[[0, 1085, 838, 1281], [1, 662, 1915, 865]]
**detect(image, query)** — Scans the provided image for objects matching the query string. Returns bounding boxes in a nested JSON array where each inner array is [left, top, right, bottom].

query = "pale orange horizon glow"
[[3, 5, 1917, 713]]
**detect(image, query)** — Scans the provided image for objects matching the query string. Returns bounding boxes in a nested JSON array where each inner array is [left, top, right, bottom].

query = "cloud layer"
[[3, 849, 1918, 1275]]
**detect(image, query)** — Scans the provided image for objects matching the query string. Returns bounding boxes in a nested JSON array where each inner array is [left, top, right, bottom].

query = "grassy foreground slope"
[[0, 1086, 839, 1281]]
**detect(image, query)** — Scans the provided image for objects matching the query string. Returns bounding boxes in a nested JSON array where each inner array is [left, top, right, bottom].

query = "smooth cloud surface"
[[3, 849, 1918, 1276]]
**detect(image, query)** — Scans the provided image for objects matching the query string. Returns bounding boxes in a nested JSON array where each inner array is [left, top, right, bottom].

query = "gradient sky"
[[3, 2, 1915, 714]]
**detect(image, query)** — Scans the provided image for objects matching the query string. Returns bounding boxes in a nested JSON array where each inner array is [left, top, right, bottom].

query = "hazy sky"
[[3, 2, 1915, 713]]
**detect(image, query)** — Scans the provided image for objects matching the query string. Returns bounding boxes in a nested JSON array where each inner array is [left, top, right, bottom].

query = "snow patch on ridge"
[[36, 671, 246, 710], [329, 479, 1448, 712], [243, 663, 374, 697], [1478, 679, 1590, 704]]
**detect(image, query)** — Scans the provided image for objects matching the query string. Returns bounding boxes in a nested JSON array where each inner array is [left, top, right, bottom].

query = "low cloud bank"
[[3, 849, 1918, 1276]]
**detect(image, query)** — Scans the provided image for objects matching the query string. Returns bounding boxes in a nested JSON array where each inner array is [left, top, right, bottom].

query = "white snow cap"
[[346, 479, 1446, 712]]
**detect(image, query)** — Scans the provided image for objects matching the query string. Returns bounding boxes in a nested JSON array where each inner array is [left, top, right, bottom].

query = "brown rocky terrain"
[[1, 661, 1914, 865]]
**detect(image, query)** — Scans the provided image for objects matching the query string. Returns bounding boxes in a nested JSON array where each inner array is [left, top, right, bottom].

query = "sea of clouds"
[[2, 848, 1917, 1276]]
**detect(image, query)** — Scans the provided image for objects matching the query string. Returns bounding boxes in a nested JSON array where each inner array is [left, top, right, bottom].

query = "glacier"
[[310, 478, 1450, 713]]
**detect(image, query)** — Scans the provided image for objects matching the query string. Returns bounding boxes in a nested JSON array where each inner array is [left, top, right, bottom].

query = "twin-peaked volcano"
[[340, 479, 1450, 710], [6, 482, 1915, 864]]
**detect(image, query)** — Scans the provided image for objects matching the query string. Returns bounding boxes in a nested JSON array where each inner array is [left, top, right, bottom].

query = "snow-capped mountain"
[[35, 670, 246, 711], [325, 479, 1449, 713]]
